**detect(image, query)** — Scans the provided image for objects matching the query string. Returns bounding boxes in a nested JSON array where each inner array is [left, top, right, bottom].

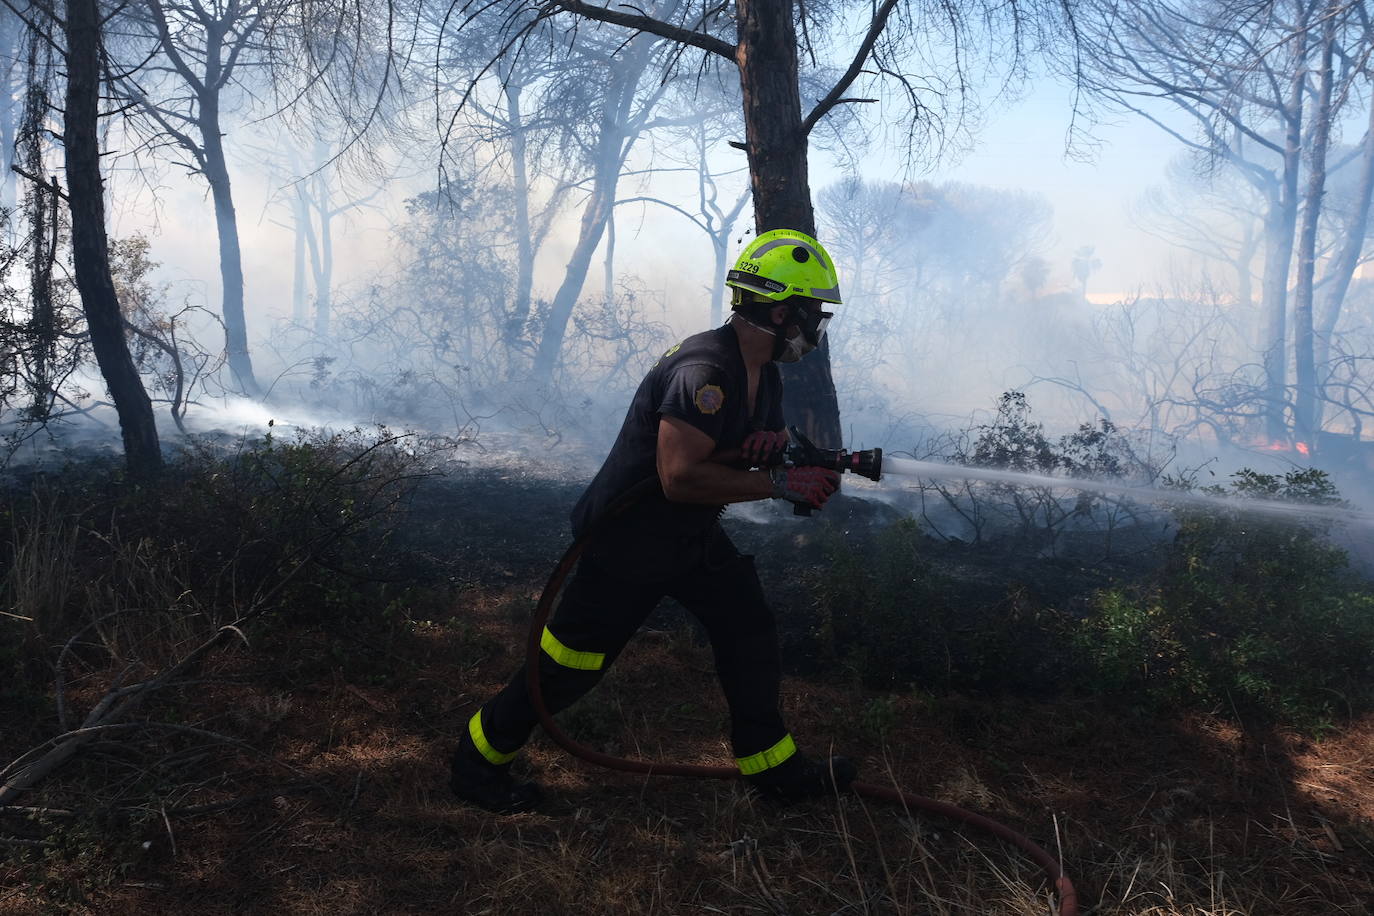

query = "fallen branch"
[[1, 437, 428, 804], [0, 569, 305, 805], [0, 722, 250, 787]]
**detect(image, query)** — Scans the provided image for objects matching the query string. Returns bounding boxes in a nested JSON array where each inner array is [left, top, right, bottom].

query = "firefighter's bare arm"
[[657, 415, 775, 505]]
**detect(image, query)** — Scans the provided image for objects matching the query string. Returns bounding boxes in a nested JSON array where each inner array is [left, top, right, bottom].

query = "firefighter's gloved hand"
[[742, 429, 788, 466], [770, 465, 840, 509]]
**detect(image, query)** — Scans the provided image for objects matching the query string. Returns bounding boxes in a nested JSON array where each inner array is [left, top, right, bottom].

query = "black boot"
[[449, 740, 542, 814], [746, 753, 857, 803]]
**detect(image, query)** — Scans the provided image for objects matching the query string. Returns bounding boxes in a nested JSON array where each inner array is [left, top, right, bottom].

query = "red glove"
[[742, 429, 789, 466], [770, 465, 840, 509]]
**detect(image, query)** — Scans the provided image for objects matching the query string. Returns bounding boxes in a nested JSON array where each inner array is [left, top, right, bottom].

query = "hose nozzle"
[[786, 426, 882, 481]]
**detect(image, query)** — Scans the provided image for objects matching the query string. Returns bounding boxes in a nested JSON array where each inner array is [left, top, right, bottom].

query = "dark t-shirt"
[[571, 322, 783, 576]]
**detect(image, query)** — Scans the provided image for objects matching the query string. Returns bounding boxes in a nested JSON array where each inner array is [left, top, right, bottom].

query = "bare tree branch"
[[801, 0, 897, 134], [541, 0, 734, 60]]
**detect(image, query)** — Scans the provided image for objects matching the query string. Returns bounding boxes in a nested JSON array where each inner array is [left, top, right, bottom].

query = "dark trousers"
[[476, 530, 788, 761]]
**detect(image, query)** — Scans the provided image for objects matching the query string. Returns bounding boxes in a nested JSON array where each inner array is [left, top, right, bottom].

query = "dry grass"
[[4, 579, 1372, 916], [3, 464, 1373, 915], [6, 494, 80, 637]]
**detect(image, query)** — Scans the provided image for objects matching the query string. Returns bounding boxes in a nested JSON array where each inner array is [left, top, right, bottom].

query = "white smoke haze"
[[6, 3, 1372, 520]]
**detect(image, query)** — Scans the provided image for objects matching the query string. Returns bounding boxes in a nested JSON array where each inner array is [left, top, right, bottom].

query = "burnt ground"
[[2, 467, 1373, 914]]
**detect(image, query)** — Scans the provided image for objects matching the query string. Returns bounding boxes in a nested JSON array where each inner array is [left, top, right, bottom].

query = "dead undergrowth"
[[2, 460, 1373, 914]]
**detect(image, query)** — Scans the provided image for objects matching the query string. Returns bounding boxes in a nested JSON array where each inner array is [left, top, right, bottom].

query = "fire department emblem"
[[694, 384, 725, 415]]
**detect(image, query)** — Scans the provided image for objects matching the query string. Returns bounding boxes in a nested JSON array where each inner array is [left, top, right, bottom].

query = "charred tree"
[[1315, 97, 1374, 427], [733, 0, 843, 443], [504, 77, 536, 344], [532, 37, 658, 380], [116, 0, 401, 395], [1311, 10, 1374, 434], [119, 0, 264, 396], [199, 92, 257, 395], [18, 27, 58, 421], [291, 186, 309, 324], [280, 138, 378, 338], [0, 7, 23, 210], [63, 0, 162, 477], [1261, 16, 1309, 443], [1075, 0, 1339, 443], [596, 90, 748, 325]]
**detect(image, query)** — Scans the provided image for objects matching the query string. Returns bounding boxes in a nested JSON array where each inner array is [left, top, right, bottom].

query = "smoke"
[[5, 15, 1369, 538]]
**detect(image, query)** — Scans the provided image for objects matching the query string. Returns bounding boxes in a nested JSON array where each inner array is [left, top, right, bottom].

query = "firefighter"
[[451, 229, 856, 813]]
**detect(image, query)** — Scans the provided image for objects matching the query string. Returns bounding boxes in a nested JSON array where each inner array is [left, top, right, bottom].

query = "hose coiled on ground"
[[523, 478, 1079, 915]]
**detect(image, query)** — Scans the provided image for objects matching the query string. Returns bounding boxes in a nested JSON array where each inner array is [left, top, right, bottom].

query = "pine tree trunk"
[[314, 169, 333, 338], [199, 95, 259, 396], [710, 187, 750, 327], [735, 0, 841, 447], [1313, 91, 1374, 433], [1259, 51, 1307, 443], [504, 80, 536, 347], [0, 10, 19, 211], [710, 232, 730, 327], [1292, 6, 1336, 445], [603, 210, 615, 305], [1260, 196, 1297, 442], [532, 158, 616, 381], [532, 48, 649, 382], [64, 0, 161, 477], [291, 195, 308, 324]]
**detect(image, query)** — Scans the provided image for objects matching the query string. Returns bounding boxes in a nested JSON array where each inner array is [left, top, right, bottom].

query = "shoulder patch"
[[694, 384, 725, 415]]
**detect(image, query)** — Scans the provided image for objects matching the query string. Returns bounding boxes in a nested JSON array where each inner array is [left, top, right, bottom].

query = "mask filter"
[[776, 333, 812, 363], [739, 297, 833, 363]]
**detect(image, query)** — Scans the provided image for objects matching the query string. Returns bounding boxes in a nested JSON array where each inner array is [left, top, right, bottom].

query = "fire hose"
[[522, 433, 1079, 916]]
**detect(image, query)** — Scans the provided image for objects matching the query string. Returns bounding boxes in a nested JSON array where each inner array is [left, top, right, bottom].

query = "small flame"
[[1296, 441, 1311, 456], [1255, 441, 1290, 452]]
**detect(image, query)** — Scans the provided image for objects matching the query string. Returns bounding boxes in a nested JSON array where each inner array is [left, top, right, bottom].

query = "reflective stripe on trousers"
[[540, 626, 605, 670], [736, 733, 796, 775], [469, 710, 518, 765]]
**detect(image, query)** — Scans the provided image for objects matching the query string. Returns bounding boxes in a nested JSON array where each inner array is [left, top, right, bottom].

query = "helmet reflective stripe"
[[750, 237, 826, 261]]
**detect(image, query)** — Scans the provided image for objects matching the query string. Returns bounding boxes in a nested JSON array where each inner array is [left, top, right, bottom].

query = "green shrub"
[[1075, 468, 1374, 727], [813, 518, 1070, 692]]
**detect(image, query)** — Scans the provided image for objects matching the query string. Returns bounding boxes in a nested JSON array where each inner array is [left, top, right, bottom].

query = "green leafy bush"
[[1076, 468, 1374, 727], [813, 519, 1070, 692]]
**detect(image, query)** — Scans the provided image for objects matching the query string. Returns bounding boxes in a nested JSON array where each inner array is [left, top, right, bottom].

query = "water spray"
[[722, 428, 1374, 527], [876, 455, 1374, 529]]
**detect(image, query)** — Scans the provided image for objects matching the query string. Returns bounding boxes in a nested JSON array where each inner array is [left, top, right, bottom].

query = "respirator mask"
[[774, 299, 833, 363]]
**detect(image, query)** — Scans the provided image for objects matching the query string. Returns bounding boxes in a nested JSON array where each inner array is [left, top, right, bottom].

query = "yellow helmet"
[[725, 229, 842, 305]]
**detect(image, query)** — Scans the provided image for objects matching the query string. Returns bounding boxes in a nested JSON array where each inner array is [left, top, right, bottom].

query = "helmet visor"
[[795, 301, 833, 347]]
